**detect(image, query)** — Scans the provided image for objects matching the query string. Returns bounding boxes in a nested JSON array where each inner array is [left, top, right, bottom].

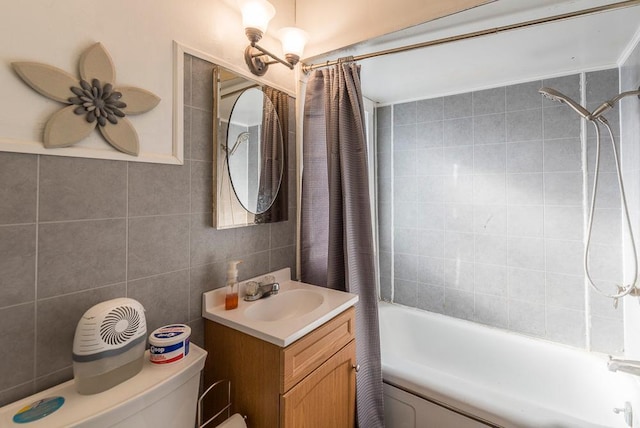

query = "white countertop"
[[202, 268, 358, 347]]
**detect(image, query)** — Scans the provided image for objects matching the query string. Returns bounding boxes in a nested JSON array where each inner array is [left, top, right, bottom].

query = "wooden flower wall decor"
[[12, 43, 160, 156]]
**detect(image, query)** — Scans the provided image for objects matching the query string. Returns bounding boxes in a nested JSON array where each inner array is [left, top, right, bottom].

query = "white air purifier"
[[72, 297, 147, 395]]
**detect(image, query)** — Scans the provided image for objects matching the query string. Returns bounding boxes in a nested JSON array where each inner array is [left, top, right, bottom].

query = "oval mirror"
[[226, 87, 284, 215]]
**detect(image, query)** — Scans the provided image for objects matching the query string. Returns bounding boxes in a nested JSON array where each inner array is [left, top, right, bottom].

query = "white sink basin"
[[245, 289, 325, 321], [202, 268, 358, 347]]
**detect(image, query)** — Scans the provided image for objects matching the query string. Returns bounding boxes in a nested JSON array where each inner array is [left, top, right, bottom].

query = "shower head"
[[590, 87, 640, 120], [539, 87, 591, 119]]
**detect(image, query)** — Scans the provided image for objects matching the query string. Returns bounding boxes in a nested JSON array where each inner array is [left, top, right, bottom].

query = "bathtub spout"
[[608, 356, 640, 376]]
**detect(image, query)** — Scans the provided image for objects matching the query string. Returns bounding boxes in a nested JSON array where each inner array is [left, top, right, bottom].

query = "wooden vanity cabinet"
[[204, 307, 356, 428]]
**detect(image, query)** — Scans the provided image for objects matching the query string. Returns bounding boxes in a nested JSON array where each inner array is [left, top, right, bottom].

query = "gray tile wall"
[[620, 40, 640, 356], [0, 54, 297, 406], [377, 69, 624, 353]]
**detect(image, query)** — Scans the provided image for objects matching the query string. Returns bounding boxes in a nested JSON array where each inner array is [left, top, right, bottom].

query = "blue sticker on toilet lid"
[[13, 396, 64, 424]]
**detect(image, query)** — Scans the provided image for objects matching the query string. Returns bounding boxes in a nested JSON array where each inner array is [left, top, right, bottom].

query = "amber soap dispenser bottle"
[[225, 260, 242, 310]]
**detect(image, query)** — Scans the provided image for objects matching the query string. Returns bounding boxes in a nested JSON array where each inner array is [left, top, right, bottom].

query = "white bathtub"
[[379, 302, 640, 428]]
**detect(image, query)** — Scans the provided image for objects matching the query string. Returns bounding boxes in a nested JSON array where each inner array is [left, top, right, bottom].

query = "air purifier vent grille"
[[100, 305, 142, 346]]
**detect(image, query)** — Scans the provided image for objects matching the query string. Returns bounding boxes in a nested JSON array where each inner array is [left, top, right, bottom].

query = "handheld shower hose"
[[539, 87, 640, 306]]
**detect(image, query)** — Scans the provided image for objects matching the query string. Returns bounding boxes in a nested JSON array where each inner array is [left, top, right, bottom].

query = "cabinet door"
[[281, 341, 356, 428]]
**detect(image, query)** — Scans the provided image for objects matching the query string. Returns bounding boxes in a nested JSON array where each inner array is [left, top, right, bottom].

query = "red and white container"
[[149, 324, 191, 365]]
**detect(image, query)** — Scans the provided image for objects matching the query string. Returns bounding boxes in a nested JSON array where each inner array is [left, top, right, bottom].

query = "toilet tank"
[[0, 344, 207, 428]]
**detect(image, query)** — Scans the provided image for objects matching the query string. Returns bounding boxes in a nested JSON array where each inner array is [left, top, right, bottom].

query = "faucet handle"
[[245, 281, 260, 297]]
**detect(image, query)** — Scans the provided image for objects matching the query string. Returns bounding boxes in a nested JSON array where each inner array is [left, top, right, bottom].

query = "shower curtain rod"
[[301, 0, 640, 72]]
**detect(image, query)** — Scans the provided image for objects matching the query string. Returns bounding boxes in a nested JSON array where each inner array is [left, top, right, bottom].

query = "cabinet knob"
[[352, 364, 360, 373]]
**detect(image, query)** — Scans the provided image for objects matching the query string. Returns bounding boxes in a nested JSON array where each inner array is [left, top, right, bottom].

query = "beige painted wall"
[[0, 0, 296, 162], [296, 0, 493, 58]]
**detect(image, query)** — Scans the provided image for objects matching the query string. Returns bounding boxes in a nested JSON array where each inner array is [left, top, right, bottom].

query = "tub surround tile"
[[474, 234, 507, 265], [418, 147, 444, 175], [416, 121, 444, 148], [546, 272, 585, 311], [506, 140, 543, 173], [377, 126, 392, 152], [473, 205, 506, 235], [444, 288, 474, 321], [384, 68, 623, 351], [474, 263, 507, 297], [585, 68, 620, 104], [0, 153, 37, 225], [394, 150, 417, 176], [395, 279, 418, 307], [417, 256, 445, 286], [590, 316, 624, 354], [444, 259, 474, 292], [416, 229, 446, 258], [506, 109, 542, 142], [506, 80, 542, 112], [417, 98, 443, 122], [473, 144, 506, 174], [473, 174, 506, 205], [443, 118, 473, 147], [543, 138, 582, 172], [393, 101, 417, 125], [444, 204, 473, 233], [475, 294, 508, 328], [417, 284, 445, 314], [543, 105, 581, 140], [444, 93, 472, 119], [473, 87, 505, 115], [474, 113, 506, 145], [393, 124, 417, 151], [508, 300, 545, 336], [542, 74, 581, 108], [546, 307, 586, 348], [377, 105, 391, 127], [394, 253, 418, 281], [544, 206, 583, 240], [445, 231, 475, 262], [507, 205, 543, 237], [544, 172, 583, 206], [508, 268, 545, 304], [395, 202, 418, 228], [507, 173, 543, 205]]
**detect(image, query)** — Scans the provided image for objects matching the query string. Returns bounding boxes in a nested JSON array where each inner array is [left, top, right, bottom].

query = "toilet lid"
[[0, 345, 206, 427]]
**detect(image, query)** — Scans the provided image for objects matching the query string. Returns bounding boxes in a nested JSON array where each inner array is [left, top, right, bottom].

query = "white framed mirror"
[[213, 66, 289, 229]]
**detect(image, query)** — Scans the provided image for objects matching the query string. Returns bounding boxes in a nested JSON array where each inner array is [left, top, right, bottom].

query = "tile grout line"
[[125, 162, 129, 297], [33, 154, 40, 390]]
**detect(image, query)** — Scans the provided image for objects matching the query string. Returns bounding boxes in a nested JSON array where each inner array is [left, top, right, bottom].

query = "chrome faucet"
[[608, 356, 640, 376], [244, 281, 280, 301]]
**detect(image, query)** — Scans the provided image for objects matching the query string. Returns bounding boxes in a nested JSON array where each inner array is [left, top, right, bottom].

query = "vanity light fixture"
[[238, 0, 308, 76]]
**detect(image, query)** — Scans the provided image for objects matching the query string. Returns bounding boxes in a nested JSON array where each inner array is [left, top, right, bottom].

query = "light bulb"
[[278, 27, 309, 64], [238, 0, 275, 35]]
